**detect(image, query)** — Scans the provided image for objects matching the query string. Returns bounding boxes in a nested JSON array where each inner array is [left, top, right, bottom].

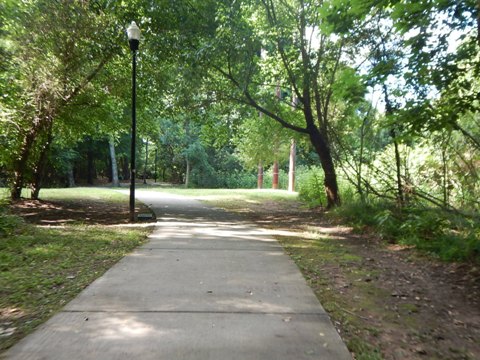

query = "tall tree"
[[173, 0, 367, 207], [1, 0, 122, 199]]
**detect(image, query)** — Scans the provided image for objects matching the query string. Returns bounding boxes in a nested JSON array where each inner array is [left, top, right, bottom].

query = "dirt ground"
[[10, 198, 154, 225], [238, 200, 480, 360]]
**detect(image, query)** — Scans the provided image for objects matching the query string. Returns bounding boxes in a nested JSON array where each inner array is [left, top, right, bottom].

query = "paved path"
[[2, 191, 352, 360]]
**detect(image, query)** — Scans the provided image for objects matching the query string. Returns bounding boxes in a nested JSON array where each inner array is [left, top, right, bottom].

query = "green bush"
[[296, 166, 326, 207], [331, 198, 480, 263], [397, 211, 480, 262], [263, 166, 288, 190], [223, 171, 257, 189]]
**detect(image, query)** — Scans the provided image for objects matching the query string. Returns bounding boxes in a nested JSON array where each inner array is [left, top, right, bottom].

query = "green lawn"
[[0, 187, 152, 351], [146, 187, 299, 209]]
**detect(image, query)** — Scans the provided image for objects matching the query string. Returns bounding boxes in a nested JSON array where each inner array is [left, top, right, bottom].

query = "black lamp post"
[[127, 21, 140, 222]]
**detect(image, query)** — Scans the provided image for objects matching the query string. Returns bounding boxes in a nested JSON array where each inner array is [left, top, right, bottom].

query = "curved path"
[[3, 190, 352, 360]]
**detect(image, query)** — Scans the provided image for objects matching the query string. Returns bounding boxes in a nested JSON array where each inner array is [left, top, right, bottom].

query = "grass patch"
[[276, 234, 384, 359], [0, 224, 150, 350], [35, 187, 129, 203], [0, 187, 152, 351], [149, 188, 299, 211]]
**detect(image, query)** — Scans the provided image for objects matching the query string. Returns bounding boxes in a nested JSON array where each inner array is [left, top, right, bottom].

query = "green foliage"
[[297, 167, 357, 208], [223, 170, 256, 189], [263, 167, 288, 190], [331, 197, 480, 263], [297, 166, 326, 207]]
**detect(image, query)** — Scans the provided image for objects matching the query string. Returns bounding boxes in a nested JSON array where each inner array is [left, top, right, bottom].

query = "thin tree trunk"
[[357, 116, 368, 199], [67, 165, 75, 188], [154, 148, 158, 183], [109, 135, 120, 187], [383, 85, 404, 205], [120, 156, 129, 181], [185, 157, 190, 188], [257, 161, 264, 189], [143, 140, 148, 185], [87, 137, 94, 185], [288, 139, 296, 192], [31, 128, 54, 200], [391, 129, 404, 204], [11, 127, 40, 199]]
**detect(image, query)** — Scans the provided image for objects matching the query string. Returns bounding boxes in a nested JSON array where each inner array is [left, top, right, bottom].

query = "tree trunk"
[[11, 128, 39, 200], [257, 161, 263, 189], [143, 140, 148, 185], [87, 137, 94, 185], [154, 148, 158, 183], [67, 164, 75, 188], [109, 136, 120, 187], [288, 139, 296, 192], [31, 128, 54, 200], [383, 85, 404, 205], [185, 157, 190, 188], [390, 129, 404, 205], [307, 124, 340, 208], [121, 156, 130, 181]]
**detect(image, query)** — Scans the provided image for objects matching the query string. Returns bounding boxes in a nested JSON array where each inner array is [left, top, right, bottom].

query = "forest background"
[[1, 0, 479, 262]]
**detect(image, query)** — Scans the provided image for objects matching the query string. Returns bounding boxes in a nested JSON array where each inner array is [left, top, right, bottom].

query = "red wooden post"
[[272, 160, 279, 190]]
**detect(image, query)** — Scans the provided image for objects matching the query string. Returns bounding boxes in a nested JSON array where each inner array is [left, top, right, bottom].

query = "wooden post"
[[288, 139, 296, 192]]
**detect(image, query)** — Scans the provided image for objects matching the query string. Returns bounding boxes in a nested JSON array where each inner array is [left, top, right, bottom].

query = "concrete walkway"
[[2, 191, 352, 360]]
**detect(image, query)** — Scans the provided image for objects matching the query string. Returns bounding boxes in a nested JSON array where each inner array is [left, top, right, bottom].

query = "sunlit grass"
[[145, 187, 299, 211]]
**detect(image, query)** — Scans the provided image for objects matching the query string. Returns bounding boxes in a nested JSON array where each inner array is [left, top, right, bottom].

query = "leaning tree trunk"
[[307, 124, 340, 208], [11, 115, 50, 200], [383, 85, 404, 205], [31, 126, 54, 200]]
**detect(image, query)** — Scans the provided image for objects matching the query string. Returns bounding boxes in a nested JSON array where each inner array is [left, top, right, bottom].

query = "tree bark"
[[257, 161, 264, 189], [67, 165, 75, 188], [31, 126, 54, 200], [143, 140, 148, 185], [383, 85, 404, 205], [87, 137, 94, 185], [307, 124, 340, 208], [109, 135, 120, 187], [11, 126, 40, 200], [272, 160, 279, 190], [288, 139, 296, 192], [185, 157, 190, 188]]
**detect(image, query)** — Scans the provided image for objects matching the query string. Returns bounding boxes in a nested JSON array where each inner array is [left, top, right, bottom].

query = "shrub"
[[296, 166, 326, 207], [223, 171, 257, 189]]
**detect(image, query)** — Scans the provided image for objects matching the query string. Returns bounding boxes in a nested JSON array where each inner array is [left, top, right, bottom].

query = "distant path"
[[3, 190, 352, 360]]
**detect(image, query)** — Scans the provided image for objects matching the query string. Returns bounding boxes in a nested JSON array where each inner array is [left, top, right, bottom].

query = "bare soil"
[[10, 198, 154, 225], [235, 200, 480, 360]]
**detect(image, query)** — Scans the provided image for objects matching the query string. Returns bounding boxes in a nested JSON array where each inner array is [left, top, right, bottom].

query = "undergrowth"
[[296, 168, 480, 263], [330, 200, 480, 263]]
